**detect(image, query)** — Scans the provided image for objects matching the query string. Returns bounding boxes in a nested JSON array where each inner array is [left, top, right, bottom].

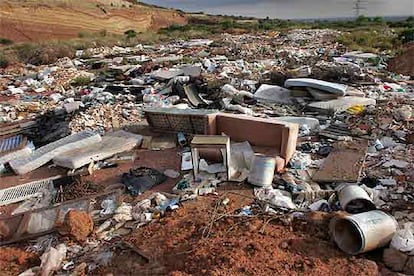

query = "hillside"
[[0, 0, 187, 42]]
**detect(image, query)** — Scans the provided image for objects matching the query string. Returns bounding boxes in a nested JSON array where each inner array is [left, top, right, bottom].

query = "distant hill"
[[0, 0, 187, 42]]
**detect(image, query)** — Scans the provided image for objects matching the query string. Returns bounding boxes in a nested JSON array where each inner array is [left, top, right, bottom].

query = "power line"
[[353, 0, 368, 17]]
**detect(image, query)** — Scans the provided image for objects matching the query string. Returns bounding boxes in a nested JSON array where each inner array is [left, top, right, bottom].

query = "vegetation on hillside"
[[0, 15, 412, 67]]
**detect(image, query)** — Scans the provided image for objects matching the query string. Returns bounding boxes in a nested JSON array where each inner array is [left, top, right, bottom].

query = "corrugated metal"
[[0, 135, 25, 153]]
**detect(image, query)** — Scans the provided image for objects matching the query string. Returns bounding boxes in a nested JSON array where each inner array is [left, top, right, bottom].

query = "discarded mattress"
[[53, 131, 142, 169], [254, 84, 293, 104], [10, 131, 101, 175], [284, 78, 347, 96]]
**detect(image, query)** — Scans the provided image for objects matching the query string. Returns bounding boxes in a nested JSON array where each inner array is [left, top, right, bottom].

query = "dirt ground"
[[0, 147, 397, 275], [388, 43, 414, 77], [0, 0, 186, 42], [95, 187, 380, 276]]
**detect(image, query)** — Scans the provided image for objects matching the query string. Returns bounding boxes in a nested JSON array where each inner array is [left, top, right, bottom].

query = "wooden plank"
[[312, 140, 368, 183]]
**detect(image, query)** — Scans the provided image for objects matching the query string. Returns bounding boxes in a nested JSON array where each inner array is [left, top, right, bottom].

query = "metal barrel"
[[332, 210, 398, 255], [248, 154, 276, 187], [337, 185, 376, 214]]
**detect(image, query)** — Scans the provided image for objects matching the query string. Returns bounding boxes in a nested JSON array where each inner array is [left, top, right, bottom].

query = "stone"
[[59, 210, 93, 242], [383, 247, 408, 272]]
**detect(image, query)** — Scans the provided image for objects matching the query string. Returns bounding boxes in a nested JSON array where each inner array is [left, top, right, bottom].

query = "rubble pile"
[[0, 28, 413, 275]]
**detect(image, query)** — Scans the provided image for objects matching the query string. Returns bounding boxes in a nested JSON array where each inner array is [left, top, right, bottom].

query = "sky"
[[141, 0, 414, 19]]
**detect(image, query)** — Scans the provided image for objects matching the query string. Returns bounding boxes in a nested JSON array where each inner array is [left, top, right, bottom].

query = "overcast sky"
[[141, 0, 414, 19]]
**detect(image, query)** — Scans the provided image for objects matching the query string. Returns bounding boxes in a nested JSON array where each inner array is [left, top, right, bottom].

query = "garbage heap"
[[0, 29, 413, 275]]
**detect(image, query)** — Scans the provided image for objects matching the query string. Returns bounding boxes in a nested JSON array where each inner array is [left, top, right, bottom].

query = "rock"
[[403, 256, 414, 275], [59, 210, 93, 242], [383, 247, 408, 272]]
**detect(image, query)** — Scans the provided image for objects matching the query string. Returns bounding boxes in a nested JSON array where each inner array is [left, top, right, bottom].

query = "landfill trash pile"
[[0, 29, 413, 275]]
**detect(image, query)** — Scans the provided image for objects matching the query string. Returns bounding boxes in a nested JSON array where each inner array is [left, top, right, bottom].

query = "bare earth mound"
[[0, 0, 186, 42], [388, 43, 414, 77]]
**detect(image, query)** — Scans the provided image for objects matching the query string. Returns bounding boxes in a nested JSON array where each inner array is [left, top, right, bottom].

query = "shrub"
[[399, 27, 414, 43], [14, 43, 75, 65], [124, 29, 137, 38], [71, 76, 92, 86], [0, 54, 9, 68], [0, 38, 13, 45]]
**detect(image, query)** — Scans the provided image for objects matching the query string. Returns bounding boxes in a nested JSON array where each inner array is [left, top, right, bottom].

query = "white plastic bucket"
[[248, 155, 276, 187], [332, 210, 398, 255]]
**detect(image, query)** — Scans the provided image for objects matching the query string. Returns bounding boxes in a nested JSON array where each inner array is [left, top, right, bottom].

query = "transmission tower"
[[353, 0, 368, 17]]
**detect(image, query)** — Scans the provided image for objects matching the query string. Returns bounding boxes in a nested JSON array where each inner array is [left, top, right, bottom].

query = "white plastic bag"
[[391, 222, 414, 254]]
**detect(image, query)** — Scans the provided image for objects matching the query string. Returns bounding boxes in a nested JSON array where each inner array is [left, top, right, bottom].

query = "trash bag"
[[121, 167, 167, 196], [391, 222, 414, 254]]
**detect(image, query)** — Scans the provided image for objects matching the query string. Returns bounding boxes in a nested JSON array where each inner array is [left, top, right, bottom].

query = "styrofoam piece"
[[10, 131, 101, 175], [284, 78, 347, 96], [53, 131, 142, 169], [0, 176, 60, 206], [0, 146, 33, 168]]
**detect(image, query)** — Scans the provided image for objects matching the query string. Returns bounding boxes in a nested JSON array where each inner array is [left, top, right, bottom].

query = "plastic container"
[[248, 155, 276, 187], [337, 185, 376, 214], [331, 210, 397, 255]]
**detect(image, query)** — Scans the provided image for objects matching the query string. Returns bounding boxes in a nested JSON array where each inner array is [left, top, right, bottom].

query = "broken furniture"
[[190, 135, 231, 180], [205, 113, 299, 172], [144, 107, 218, 134], [145, 109, 299, 172]]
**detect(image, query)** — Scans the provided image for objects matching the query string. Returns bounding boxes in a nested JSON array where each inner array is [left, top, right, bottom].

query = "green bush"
[[124, 29, 137, 39], [337, 29, 398, 53], [0, 38, 13, 45], [0, 54, 9, 68], [71, 76, 92, 86], [399, 27, 414, 43], [14, 43, 75, 65]]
